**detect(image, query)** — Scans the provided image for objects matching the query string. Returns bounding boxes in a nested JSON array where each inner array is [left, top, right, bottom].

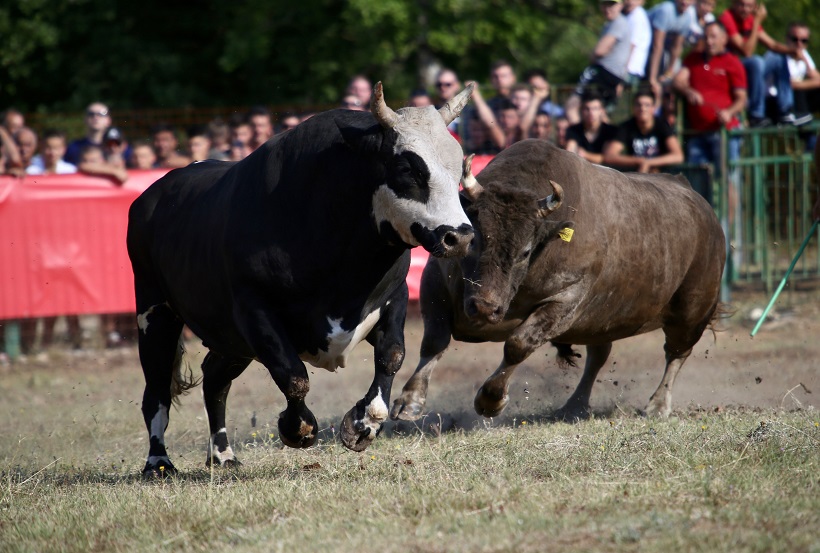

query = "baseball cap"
[[103, 127, 123, 144]]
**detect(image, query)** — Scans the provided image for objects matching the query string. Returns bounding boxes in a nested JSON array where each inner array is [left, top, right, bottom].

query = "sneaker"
[[778, 112, 797, 125], [794, 112, 813, 126], [749, 116, 772, 128]]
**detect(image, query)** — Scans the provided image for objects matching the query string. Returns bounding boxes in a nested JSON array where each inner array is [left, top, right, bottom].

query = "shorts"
[[574, 64, 623, 107]]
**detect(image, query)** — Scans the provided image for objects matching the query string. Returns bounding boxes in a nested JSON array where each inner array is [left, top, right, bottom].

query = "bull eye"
[[518, 246, 532, 262]]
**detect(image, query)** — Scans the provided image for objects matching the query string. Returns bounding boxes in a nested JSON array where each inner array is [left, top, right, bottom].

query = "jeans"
[[686, 132, 742, 203], [744, 53, 794, 118]]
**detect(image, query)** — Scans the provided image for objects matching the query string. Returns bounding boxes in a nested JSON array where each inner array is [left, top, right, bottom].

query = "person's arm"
[[673, 67, 705, 106], [758, 31, 795, 55], [565, 138, 580, 154], [793, 61, 820, 91], [731, 3, 765, 57], [603, 138, 641, 169], [717, 87, 748, 125], [642, 135, 685, 171], [466, 80, 506, 150], [648, 28, 668, 103], [0, 126, 22, 172], [78, 161, 129, 184], [592, 34, 618, 61], [661, 34, 686, 80], [519, 86, 548, 138]]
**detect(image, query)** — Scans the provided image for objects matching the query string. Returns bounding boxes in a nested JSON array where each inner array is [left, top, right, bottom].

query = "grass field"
[[1, 293, 819, 552]]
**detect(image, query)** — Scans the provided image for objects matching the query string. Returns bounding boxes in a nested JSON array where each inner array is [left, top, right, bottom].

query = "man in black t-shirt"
[[565, 91, 619, 164], [603, 89, 684, 172]]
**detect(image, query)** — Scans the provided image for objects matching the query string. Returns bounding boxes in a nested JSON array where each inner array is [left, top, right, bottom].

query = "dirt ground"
[[3, 288, 818, 442]]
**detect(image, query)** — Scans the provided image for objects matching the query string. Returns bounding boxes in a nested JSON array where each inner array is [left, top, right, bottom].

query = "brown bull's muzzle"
[[464, 294, 507, 325]]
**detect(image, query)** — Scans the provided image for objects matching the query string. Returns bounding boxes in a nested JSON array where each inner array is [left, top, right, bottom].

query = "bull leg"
[[475, 296, 582, 418], [233, 295, 317, 449], [136, 300, 185, 478], [391, 261, 455, 421], [647, 292, 719, 417], [342, 284, 408, 451], [645, 349, 691, 417], [390, 309, 452, 422], [553, 343, 612, 421], [202, 351, 251, 467]]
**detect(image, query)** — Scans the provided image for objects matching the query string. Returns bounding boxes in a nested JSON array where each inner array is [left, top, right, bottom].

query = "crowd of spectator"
[[1, 0, 819, 361]]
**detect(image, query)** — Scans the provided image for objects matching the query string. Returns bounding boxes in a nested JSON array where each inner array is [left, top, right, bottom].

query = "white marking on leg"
[[137, 304, 162, 333], [209, 428, 237, 465], [150, 405, 169, 443], [356, 387, 388, 436]]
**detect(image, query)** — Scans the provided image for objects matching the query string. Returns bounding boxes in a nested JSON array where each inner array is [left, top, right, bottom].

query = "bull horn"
[[371, 81, 399, 129], [536, 180, 564, 217], [461, 154, 483, 200], [438, 82, 475, 126]]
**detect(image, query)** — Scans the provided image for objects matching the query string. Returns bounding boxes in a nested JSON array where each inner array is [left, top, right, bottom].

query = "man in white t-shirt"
[[766, 22, 820, 124], [624, 0, 652, 85]]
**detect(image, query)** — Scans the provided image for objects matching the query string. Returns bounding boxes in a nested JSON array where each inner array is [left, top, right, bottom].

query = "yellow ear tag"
[[558, 228, 574, 242]]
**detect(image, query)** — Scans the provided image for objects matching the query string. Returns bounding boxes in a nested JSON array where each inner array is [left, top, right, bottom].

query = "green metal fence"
[[679, 123, 819, 294]]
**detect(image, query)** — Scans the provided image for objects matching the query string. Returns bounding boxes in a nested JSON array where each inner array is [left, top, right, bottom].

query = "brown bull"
[[390, 139, 726, 421]]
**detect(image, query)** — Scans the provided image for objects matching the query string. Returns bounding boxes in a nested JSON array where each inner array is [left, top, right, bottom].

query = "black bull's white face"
[[371, 86, 474, 258]]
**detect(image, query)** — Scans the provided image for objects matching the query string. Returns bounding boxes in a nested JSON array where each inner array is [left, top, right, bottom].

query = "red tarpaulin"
[[0, 155, 493, 320]]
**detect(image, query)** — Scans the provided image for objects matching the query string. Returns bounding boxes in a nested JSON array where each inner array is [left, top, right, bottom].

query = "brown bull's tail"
[[170, 336, 200, 406], [553, 342, 582, 369], [707, 301, 735, 337]]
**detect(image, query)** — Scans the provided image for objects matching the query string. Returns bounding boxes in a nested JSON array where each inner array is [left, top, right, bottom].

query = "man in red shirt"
[[718, 0, 801, 126], [673, 20, 746, 202]]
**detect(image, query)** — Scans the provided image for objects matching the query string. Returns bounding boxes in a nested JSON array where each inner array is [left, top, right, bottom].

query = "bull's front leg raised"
[[475, 296, 581, 418], [233, 296, 318, 449], [342, 285, 409, 451]]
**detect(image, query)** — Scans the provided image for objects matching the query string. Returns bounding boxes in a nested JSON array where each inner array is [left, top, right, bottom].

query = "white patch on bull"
[[299, 309, 381, 371], [209, 428, 237, 464], [137, 304, 162, 333], [150, 405, 169, 444], [372, 109, 469, 244], [356, 387, 388, 435]]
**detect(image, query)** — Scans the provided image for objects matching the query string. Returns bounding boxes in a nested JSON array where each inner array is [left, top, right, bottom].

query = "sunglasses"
[[789, 35, 809, 44], [436, 81, 455, 88], [86, 110, 109, 117]]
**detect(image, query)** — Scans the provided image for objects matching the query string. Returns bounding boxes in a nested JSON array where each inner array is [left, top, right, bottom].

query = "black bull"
[[127, 83, 475, 476], [391, 139, 727, 422]]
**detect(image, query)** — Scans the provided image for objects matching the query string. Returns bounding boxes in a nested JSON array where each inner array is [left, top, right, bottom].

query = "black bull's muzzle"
[[411, 223, 474, 258]]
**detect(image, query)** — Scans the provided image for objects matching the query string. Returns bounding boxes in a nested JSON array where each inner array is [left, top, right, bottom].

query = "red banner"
[[0, 155, 493, 320]]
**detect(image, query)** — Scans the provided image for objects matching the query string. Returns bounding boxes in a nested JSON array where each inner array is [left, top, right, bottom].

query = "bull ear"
[[371, 81, 399, 129], [438, 82, 475, 125], [461, 154, 484, 200], [536, 180, 563, 218]]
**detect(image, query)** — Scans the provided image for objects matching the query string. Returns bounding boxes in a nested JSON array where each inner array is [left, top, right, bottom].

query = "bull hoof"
[[552, 405, 591, 423], [389, 395, 425, 421], [340, 397, 388, 452], [278, 409, 318, 449], [206, 456, 242, 469], [474, 386, 509, 418], [643, 400, 672, 418], [142, 459, 177, 479]]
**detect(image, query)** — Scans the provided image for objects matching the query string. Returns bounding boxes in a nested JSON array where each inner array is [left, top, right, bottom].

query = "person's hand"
[[650, 80, 663, 108], [717, 108, 733, 126], [638, 159, 652, 173], [684, 88, 704, 106], [466, 80, 483, 100], [754, 2, 767, 22]]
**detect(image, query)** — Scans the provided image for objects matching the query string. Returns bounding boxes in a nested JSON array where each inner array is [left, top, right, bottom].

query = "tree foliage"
[[0, 0, 817, 113]]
